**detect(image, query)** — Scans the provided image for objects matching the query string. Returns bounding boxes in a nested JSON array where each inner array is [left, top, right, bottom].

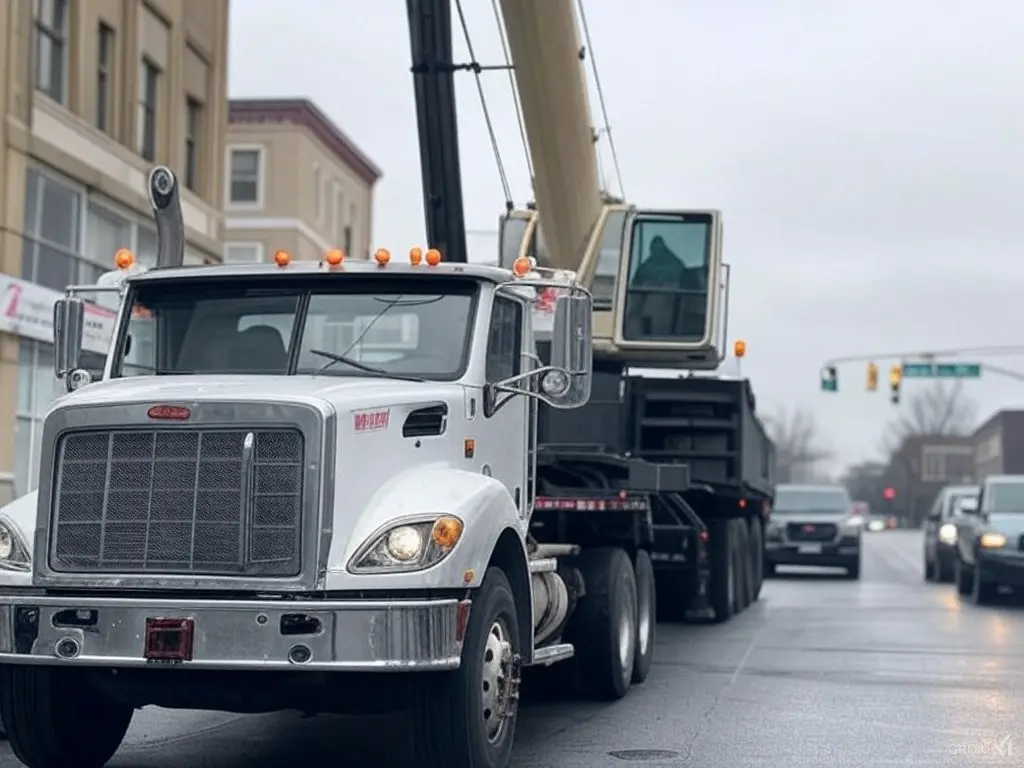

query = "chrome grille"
[[51, 428, 304, 576], [786, 522, 838, 542]]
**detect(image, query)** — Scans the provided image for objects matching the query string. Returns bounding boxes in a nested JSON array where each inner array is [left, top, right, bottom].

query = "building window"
[[96, 23, 114, 133], [224, 243, 264, 263], [138, 59, 160, 161], [312, 165, 323, 221], [15, 340, 104, 497], [21, 169, 83, 291], [229, 149, 262, 205], [343, 225, 352, 255], [185, 98, 201, 192], [33, 0, 68, 103], [333, 187, 345, 244]]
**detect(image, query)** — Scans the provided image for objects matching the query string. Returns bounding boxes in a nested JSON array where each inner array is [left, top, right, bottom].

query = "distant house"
[[885, 435, 974, 524]]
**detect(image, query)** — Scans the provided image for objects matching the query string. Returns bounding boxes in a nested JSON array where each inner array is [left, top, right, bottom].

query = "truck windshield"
[[773, 488, 850, 516], [114, 277, 477, 380]]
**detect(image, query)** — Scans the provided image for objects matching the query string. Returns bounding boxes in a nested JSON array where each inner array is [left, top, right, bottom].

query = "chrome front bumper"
[[0, 594, 469, 671]]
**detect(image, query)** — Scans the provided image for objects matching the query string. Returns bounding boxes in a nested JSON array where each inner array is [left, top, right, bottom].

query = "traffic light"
[[821, 365, 838, 392], [867, 362, 878, 391], [883, 487, 896, 500], [889, 364, 902, 404]]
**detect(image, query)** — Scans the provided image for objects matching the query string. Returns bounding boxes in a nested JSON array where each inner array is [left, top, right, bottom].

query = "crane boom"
[[498, 0, 603, 272]]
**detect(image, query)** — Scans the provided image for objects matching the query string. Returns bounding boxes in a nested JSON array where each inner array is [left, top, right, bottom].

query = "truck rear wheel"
[[735, 520, 752, 611], [709, 519, 735, 623], [631, 550, 656, 684], [410, 567, 521, 768], [0, 666, 133, 768], [567, 547, 638, 700]]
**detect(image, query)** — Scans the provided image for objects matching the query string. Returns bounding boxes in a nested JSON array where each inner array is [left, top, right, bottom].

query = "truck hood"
[[53, 374, 467, 412]]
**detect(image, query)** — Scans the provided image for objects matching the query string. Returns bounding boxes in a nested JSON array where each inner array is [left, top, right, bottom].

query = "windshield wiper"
[[309, 349, 425, 382]]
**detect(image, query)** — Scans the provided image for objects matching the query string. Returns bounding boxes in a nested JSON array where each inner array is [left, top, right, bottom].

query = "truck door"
[[483, 293, 530, 517]]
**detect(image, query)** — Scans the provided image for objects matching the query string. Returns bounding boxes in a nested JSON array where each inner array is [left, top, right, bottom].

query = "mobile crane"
[[408, 0, 775, 635]]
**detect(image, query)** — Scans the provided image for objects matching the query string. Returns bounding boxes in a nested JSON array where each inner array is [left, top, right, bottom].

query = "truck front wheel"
[[0, 666, 133, 768], [411, 567, 521, 768]]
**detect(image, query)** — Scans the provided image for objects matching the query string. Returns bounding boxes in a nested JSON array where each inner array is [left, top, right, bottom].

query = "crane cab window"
[[623, 214, 711, 343], [591, 210, 627, 307]]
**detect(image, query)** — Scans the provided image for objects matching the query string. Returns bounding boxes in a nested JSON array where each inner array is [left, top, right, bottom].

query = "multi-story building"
[[0, 0, 230, 502], [972, 409, 1024, 479], [224, 98, 381, 264]]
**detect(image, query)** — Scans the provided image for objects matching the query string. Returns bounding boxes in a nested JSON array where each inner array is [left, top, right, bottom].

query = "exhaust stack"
[[148, 166, 185, 268]]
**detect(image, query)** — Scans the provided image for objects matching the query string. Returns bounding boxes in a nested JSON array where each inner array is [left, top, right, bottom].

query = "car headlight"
[[938, 523, 957, 545], [980, 532, 1007, 549], [840, 520, 862, 536], [0, 516, 30, 571], [349, 516, 464, 572]]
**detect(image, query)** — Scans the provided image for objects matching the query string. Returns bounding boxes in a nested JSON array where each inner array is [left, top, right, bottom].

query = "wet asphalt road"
[[3, 530, 1023, 767]]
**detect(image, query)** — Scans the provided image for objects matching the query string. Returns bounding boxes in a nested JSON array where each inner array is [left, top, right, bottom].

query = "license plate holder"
[[798, 544, 823, 555], [144, 618, 194, 662]]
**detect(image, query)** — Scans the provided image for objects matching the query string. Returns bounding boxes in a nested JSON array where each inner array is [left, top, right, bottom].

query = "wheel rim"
[[481, 618, 517, 745], [637, 574, 652, 658], [617, 577, 637, 674]]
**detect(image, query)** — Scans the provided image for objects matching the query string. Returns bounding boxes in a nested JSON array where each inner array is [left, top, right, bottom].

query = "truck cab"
[[0, 168, 598, 768]]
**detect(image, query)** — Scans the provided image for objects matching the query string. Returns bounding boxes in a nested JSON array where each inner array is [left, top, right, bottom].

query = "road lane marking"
[[729, 626, 766, 685]]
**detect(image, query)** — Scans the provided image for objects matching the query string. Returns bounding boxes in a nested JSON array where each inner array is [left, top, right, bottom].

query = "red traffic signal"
[[883, 487, 896, 500]]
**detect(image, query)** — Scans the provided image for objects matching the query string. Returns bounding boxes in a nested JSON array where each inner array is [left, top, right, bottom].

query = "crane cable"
[[575, 0, 626, 200], [454, 0, 515, 212], [489, 0, 535, 195]]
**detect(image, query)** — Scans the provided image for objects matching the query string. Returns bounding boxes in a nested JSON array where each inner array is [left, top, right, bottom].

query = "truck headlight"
[[980, 532, 1007, 549], [938, 523, 957, 545], [0, 517, 30, 571], [349, 516, 464, 572]]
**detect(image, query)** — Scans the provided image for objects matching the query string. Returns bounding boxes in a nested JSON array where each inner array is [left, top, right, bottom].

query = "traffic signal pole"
[[819, 343, 1024, 400]]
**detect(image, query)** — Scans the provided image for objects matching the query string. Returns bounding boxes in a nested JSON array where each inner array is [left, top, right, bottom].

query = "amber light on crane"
[[409, 247, 423, 266], [273, 250, 291, 267], [733, 339, 747, 358], [425, 248, 442, 266], [512, 256, 531, 278], [324, 249, 344, 267], [374, 248, 391, 266], [114, 249, 134, 269]]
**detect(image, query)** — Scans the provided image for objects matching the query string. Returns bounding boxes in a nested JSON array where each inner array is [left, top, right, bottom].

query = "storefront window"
[[14, 341, 105, 497]]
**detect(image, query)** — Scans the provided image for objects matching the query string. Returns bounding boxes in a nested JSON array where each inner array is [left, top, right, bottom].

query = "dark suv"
[[764, 484, 862, 579]]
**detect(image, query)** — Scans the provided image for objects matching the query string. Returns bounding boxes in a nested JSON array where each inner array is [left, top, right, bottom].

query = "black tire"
[[631, 551, 656, 685], [969, 562, 998, 606], [924, 554, 935, 581], [410, 567, 520, 768], [935, 558, 953, 583], [734, 520, 751, 612], [709, 520, 734, 623], [748, 517, 764, 601], [567, 547, 638, 700], [0, 666, 133, 768], [763, 560, 776, 578], [954, 558, 972, 595]]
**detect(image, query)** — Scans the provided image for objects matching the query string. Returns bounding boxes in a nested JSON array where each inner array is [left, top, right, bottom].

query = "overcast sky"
[[228, 0, 1024, 470]]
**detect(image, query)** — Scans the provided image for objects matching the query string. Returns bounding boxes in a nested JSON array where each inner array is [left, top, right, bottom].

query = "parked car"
[[923, 484, 979, 582], [954, 475, 1024, 604]]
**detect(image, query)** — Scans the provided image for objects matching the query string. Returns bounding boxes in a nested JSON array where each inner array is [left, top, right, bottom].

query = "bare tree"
[[764, 406, 833, 483], [883, 380, 977, 449]]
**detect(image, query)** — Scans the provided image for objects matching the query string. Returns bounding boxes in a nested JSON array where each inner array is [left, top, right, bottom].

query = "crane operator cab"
[[498, 205, 726, 369]]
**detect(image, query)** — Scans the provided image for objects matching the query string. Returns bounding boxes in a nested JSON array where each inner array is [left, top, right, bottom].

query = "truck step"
[[529, 557, 558, 574], [531, 642, 574, 667], [533, 543, 580, 558]]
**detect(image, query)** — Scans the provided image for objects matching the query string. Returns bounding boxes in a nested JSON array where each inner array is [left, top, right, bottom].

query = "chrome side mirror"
[[545, 292, 592, 408], [53, 298, 85, 379]]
